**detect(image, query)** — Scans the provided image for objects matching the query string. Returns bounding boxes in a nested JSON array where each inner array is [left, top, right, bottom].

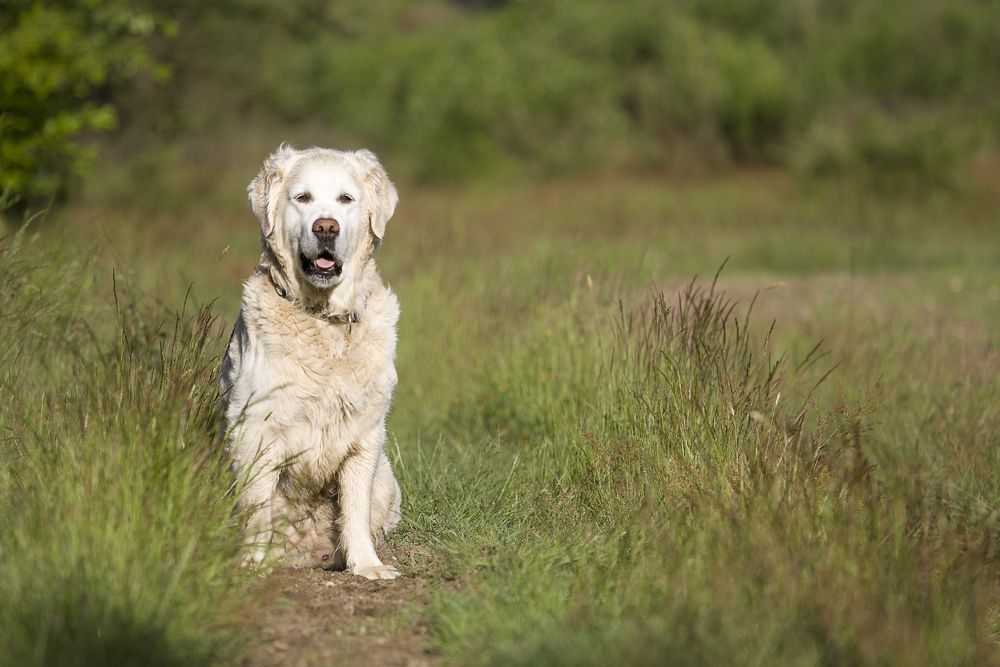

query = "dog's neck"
[[257, 240, 374, 326]]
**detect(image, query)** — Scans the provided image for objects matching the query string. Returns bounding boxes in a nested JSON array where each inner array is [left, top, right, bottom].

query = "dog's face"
[[282, 158, 364, 289], [248, 146, 398, 293]]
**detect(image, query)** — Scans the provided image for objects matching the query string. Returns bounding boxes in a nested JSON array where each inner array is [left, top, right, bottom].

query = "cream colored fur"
[[219, 146, 402, 580]]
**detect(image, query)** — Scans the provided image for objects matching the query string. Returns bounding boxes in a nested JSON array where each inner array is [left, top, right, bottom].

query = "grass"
[[3, 159, 1000, 665], [0, 232, 249, 666], [407, 280, 1000, 665]]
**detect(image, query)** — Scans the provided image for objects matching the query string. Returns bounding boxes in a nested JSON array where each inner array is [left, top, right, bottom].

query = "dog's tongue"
[[315, 257, 336, 270]]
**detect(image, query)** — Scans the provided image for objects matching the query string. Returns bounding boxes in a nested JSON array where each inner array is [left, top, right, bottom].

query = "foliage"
[[794, 108, 981, 190], [390, 272, 1000, 665], [397, 274, 1000, 667], [246, 0, 1000, 184], [7, 0, 1000, 199], [0, 0, 173, 216]]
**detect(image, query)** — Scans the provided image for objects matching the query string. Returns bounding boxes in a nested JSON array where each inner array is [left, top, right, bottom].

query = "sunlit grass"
[[395, 274, 1000, 666], [3, 167, 1000, 664], [0, 237, 250, 667]]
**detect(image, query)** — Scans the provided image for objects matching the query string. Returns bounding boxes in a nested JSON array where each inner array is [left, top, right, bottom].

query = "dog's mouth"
[[300, 251, 342, 278]]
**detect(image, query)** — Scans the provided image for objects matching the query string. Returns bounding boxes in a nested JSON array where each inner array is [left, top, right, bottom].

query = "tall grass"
[[0, 232, 249, 666], [4, 168, 999, 665], [390, 274, 1000, 665]]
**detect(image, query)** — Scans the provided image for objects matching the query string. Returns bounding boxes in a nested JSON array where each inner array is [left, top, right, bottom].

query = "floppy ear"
[[354, 149, 398, 240], [247, 144, 300, 238]]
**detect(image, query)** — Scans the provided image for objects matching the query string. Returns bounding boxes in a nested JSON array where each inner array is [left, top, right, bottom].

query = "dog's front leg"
[[339, 444, 400, 580]]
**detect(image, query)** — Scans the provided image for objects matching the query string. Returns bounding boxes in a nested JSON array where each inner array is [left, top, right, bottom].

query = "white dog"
[[219, 145, 402, 580]]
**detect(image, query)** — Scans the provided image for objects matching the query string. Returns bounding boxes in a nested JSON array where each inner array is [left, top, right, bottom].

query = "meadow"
[[2, 130, 1000, 665]]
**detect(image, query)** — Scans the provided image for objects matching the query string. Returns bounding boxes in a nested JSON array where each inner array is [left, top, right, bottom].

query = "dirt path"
[[239, 543, 442, 667]]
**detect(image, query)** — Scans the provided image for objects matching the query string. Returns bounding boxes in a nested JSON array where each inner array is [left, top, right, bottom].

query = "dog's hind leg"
[[237, 467, 284, 568]]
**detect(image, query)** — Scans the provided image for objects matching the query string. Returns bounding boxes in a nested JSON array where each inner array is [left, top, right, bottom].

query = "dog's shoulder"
[[238, 272, 284, 329]]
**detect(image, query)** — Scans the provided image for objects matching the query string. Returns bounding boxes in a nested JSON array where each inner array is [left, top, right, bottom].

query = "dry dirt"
[[238, 542, 442, 667]]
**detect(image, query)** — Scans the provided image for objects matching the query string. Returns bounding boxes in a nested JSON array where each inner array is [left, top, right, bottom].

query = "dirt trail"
[[239, 543, 441, 667]]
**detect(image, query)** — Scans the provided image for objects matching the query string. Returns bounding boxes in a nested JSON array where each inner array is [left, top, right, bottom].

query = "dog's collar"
[[259, 266, 363, 330]]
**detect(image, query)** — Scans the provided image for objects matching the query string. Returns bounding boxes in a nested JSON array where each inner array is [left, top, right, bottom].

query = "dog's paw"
[[352, 563, 400, 580]]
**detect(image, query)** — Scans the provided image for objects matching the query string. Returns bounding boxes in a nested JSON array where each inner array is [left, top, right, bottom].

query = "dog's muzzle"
[[301, 218, 342, 278]]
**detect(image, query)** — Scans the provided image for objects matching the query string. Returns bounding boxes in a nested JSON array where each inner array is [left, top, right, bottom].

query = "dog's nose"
[[312, 218, 340, 236]]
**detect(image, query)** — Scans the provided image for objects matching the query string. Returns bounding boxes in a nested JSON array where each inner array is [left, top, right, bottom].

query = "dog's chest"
[[242, 285, 398, 421], [268, 308, 389, 398]]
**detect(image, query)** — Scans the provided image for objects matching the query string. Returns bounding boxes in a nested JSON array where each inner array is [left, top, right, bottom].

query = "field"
[[2, 137, 1000, 666]]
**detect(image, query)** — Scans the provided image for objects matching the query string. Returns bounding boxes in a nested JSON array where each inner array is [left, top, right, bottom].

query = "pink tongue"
[[315, 257, 336, 270]]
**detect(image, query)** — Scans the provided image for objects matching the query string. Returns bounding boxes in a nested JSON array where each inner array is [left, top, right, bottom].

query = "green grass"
[[3, 165, 1000, 664], [0, 232, 250, 666], [400, 279, 1000, 665], [384, 173, 1000, 664]]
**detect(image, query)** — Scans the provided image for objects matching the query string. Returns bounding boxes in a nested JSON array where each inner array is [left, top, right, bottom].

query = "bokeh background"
[[4, 0, 1000, 213]]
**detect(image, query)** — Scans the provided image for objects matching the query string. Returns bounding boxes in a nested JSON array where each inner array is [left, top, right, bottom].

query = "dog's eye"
[[338, 194, 354, 204], [294, 192, 312, 203]]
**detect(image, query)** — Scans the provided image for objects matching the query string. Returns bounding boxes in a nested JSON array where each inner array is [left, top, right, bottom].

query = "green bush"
[[14, 0, 1000, 194], [794, 108, 980, 190], [261, 0, 796, 179], [249, 0, 1000, 184], [0, 0, 172, 217]]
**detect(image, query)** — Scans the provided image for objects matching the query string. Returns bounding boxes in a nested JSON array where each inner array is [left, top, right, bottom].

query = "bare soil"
[[238, 543, 442, 667]]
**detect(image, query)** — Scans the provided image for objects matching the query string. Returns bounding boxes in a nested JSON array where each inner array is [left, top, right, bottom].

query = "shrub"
[[0, 0, 173, 218], [251, 0, 1000, 184]]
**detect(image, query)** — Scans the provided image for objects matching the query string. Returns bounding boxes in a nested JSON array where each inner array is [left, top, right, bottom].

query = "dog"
[[218, 145, 402, 580]]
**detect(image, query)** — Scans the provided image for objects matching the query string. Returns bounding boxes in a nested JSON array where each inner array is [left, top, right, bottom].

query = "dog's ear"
[[355, 149, 398, 240], [248, 144, 299, 238]]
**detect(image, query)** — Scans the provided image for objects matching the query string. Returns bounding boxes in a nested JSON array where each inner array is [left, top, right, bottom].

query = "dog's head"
[[248, 145, 398, 292]]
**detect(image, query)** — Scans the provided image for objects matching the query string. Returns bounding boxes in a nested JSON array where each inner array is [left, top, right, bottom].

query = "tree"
[[0, 0, 173, 218]]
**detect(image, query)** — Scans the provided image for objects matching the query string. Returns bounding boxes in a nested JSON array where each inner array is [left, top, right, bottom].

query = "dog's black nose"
[[312, 218, 340, 236]]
